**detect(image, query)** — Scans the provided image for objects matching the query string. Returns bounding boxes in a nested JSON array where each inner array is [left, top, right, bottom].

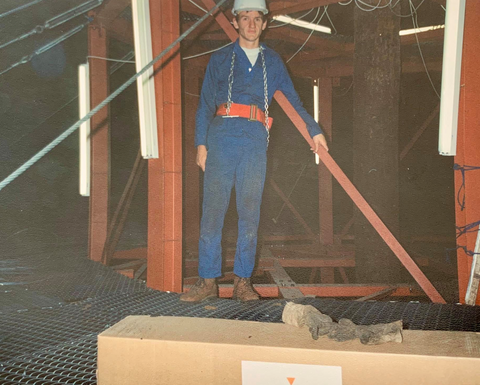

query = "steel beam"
[[147, 0, 183, 293], [88, 23, 110, 263], [455, 0, 480, 305]]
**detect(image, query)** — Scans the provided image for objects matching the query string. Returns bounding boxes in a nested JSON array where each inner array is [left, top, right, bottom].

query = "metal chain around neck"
[[226, 46, 270, 138], [225, 51, 236, 116]]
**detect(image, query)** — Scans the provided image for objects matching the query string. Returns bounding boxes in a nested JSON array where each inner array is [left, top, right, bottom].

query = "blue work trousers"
[[198, 117, 268, 279]]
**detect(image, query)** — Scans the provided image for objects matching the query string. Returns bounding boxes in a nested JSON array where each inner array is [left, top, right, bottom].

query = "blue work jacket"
[[195, 39, 323, 148]]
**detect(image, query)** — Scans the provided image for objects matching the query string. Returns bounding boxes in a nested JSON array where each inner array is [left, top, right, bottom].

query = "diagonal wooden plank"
[[274, 91, 445, 304]]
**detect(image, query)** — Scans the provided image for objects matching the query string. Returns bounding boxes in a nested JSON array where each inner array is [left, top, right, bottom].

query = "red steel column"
[[317, 78, 334, 245], [88, 23, 110, 263], [455, 0, 480, 304], [147, 0, 183, 292], [183, 63, 202, 255]]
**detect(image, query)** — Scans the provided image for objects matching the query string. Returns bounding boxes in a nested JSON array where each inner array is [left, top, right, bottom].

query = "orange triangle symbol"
[[287, 378, 296, 385]]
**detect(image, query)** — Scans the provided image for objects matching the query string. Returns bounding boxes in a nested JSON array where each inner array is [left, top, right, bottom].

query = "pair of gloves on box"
[[282, 302, 403, 345]]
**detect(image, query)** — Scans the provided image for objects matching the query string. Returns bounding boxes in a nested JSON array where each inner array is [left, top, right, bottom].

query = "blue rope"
[[453, 163, 480, 211], [0, 0, 228, 193], [446, 245, 480, 260], [456, 220, 480, 239]]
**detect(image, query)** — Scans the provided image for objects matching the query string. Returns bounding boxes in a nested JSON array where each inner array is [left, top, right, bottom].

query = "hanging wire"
[[188, 0, 208, 14], [453, 164, 480, 211], [0, 0, 229, 192], [0, 0, 103, 51], [110, 50, 135, 73], [408, 0, 440, 99], [0, 19, 91, 77], [389, 0, 426, 17], [0, 0, 46, 19], [183, 41, 233, 60], [87, 55, 136, 64], [286, 7, 326, 63], [355, 0, 392, 12]]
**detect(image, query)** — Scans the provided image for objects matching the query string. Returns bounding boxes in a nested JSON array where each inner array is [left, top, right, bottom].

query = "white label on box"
[[242, 361, 342, 385]]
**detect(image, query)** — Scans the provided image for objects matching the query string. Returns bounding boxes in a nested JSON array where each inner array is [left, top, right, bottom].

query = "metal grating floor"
[[1, 251, 480, 384]]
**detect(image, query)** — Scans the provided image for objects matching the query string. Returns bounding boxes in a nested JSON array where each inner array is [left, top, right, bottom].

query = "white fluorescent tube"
[[313, 80, 320, 165], [78, 63, 91, 197], [438, 0, 466, 156], [272, 15, 331, 34], [399, 24, 444, 36], [132, 0, 159, 159]]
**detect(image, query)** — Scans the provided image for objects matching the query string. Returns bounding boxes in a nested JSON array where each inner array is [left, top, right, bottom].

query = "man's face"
[[232, 11, 267, 45]]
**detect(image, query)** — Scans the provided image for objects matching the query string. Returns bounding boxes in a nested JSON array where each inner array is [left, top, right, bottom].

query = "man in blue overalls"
[[180, 0, 328, 302]]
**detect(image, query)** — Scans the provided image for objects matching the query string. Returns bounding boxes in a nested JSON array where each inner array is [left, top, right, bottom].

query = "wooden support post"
[[102, 151, 145, 265], [147, 0, 183, 292], [455, 0, 480, 305], [353, 2, 402, 283], [317, 78, 334, 246], [183, 63, 202, 255], [88, 23, 110, 263], [267, 260, 304, 300]]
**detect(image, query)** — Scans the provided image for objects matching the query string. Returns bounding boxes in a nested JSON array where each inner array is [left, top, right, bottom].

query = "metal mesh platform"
[[1, 251, 480, 384]]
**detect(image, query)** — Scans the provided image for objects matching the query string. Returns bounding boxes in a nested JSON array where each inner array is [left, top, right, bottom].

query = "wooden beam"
[[355, 287, 396, 302], [274, 90, 446, 304], [108, 17, 133, 45], [95, 0, 130, 24], [184, 284, 424, 298], [269, 0, 350, 17], [267, 260, 304, 299], [147, 0, 183, 293], [88, 24, 110, 264]]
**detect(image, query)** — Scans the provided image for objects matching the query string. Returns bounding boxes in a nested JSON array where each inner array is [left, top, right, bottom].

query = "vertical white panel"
[[132, 0, 159, 159], [438, 0, 466, 156], [79, 63, 91, 196], [313, 80, 320, 165]]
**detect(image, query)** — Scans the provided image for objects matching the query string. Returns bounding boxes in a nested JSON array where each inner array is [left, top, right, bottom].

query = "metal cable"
[[0, 0, 45, 19], [0, 0, 102, 50], [0, 0, 228, 192], [0, 19, 90, 77]]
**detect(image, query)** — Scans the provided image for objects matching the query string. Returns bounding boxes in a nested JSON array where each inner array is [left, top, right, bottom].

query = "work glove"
[[328, 318, 403, 345], [282, 302, 334, 340], [282, 302, 403, 345]]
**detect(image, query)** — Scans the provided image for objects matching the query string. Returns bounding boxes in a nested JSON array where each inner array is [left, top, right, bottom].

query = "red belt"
[[216, 103, 273, 129]]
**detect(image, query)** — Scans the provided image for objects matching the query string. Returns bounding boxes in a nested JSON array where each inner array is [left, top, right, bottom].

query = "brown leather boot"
[[180, 278, 218, 302], [233, 276, 260, 301]]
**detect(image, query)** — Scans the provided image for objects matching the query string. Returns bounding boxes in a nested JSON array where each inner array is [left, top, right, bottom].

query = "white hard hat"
[[232, 0, 268, 15]]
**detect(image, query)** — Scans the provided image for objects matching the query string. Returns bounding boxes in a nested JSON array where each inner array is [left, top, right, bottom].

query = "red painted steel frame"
[[200, 0, 445, 303], [88, 24, 110, 263], [185, 284, 421, 298], [147, 0, 183, 292], [455, 0, 480, 305]]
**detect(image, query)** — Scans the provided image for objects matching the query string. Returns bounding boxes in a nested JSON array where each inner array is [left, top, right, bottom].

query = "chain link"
[[226, 52, 236, 116], [259, 46, 270, 145]]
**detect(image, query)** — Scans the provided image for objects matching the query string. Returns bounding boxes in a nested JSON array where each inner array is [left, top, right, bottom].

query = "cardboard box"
[[97, 315, 480, 385]]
